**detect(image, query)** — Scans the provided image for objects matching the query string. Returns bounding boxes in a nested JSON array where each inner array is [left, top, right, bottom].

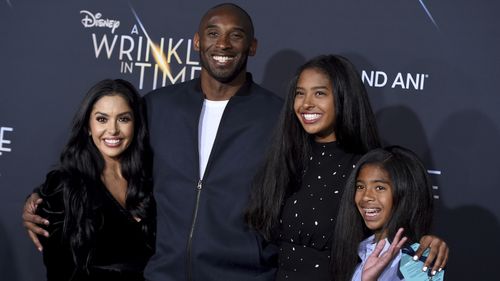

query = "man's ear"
[[193, 32, 200, 51], [249, 38, 257, 56]]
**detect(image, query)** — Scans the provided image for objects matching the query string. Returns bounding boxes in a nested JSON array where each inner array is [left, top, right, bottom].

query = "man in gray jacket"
[[142, 3, 282, 281]]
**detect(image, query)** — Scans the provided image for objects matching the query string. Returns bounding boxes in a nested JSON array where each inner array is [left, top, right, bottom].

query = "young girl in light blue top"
[[332, 146, 439, 281]]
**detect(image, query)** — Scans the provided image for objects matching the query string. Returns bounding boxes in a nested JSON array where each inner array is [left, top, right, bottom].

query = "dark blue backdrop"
[[1, 1, 499, 280]]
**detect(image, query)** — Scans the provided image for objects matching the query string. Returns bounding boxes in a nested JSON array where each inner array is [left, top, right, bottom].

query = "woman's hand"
[[415, 234, 449, 275]]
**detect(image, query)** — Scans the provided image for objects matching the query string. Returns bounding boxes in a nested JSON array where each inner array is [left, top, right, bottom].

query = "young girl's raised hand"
[[361, 228, 408, 281]]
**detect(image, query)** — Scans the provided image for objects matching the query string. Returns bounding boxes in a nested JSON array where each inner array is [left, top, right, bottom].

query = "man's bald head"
[[198, 3, 255, 39]]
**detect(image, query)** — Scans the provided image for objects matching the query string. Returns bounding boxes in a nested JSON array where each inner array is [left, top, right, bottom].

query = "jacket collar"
[[192, 72, 255, 98]]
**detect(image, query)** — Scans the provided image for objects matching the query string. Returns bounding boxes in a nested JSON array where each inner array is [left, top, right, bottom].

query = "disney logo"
[[80, 10, 120, 34]]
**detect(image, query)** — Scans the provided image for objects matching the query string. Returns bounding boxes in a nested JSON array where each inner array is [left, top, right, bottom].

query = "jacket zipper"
[[187, 179, 203, 281], [186, 97, 232, 281]]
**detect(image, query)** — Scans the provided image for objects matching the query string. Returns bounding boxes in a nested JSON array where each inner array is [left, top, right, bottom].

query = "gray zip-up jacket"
[[144, 73, 283, 281]]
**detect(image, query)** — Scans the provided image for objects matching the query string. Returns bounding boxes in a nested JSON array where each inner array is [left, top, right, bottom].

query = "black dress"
[[276, 141, 360, 281], [37, 171, 155, 281]]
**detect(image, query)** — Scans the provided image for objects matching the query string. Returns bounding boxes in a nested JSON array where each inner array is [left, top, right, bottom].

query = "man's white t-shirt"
[[198, 99, 229, 179]]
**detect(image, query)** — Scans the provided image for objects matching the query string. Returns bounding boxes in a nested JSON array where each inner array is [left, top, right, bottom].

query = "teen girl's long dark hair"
[[45, 79, 153, 272], [331, 146, 434, 280], [245, 54, 381, 240]]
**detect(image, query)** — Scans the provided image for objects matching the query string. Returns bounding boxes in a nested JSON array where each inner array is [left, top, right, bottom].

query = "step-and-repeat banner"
[[1, 1, 499, 280]]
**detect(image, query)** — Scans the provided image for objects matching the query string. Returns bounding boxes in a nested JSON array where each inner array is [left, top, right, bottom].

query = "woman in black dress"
[[35, 79, 155, 280], [246, 55, 448, 280]]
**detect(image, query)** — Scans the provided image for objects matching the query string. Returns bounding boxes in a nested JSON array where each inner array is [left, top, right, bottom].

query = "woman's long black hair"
[[331, 146, 434, 280], [46, 79, 153, 272], [245, 54, 381, 240]]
